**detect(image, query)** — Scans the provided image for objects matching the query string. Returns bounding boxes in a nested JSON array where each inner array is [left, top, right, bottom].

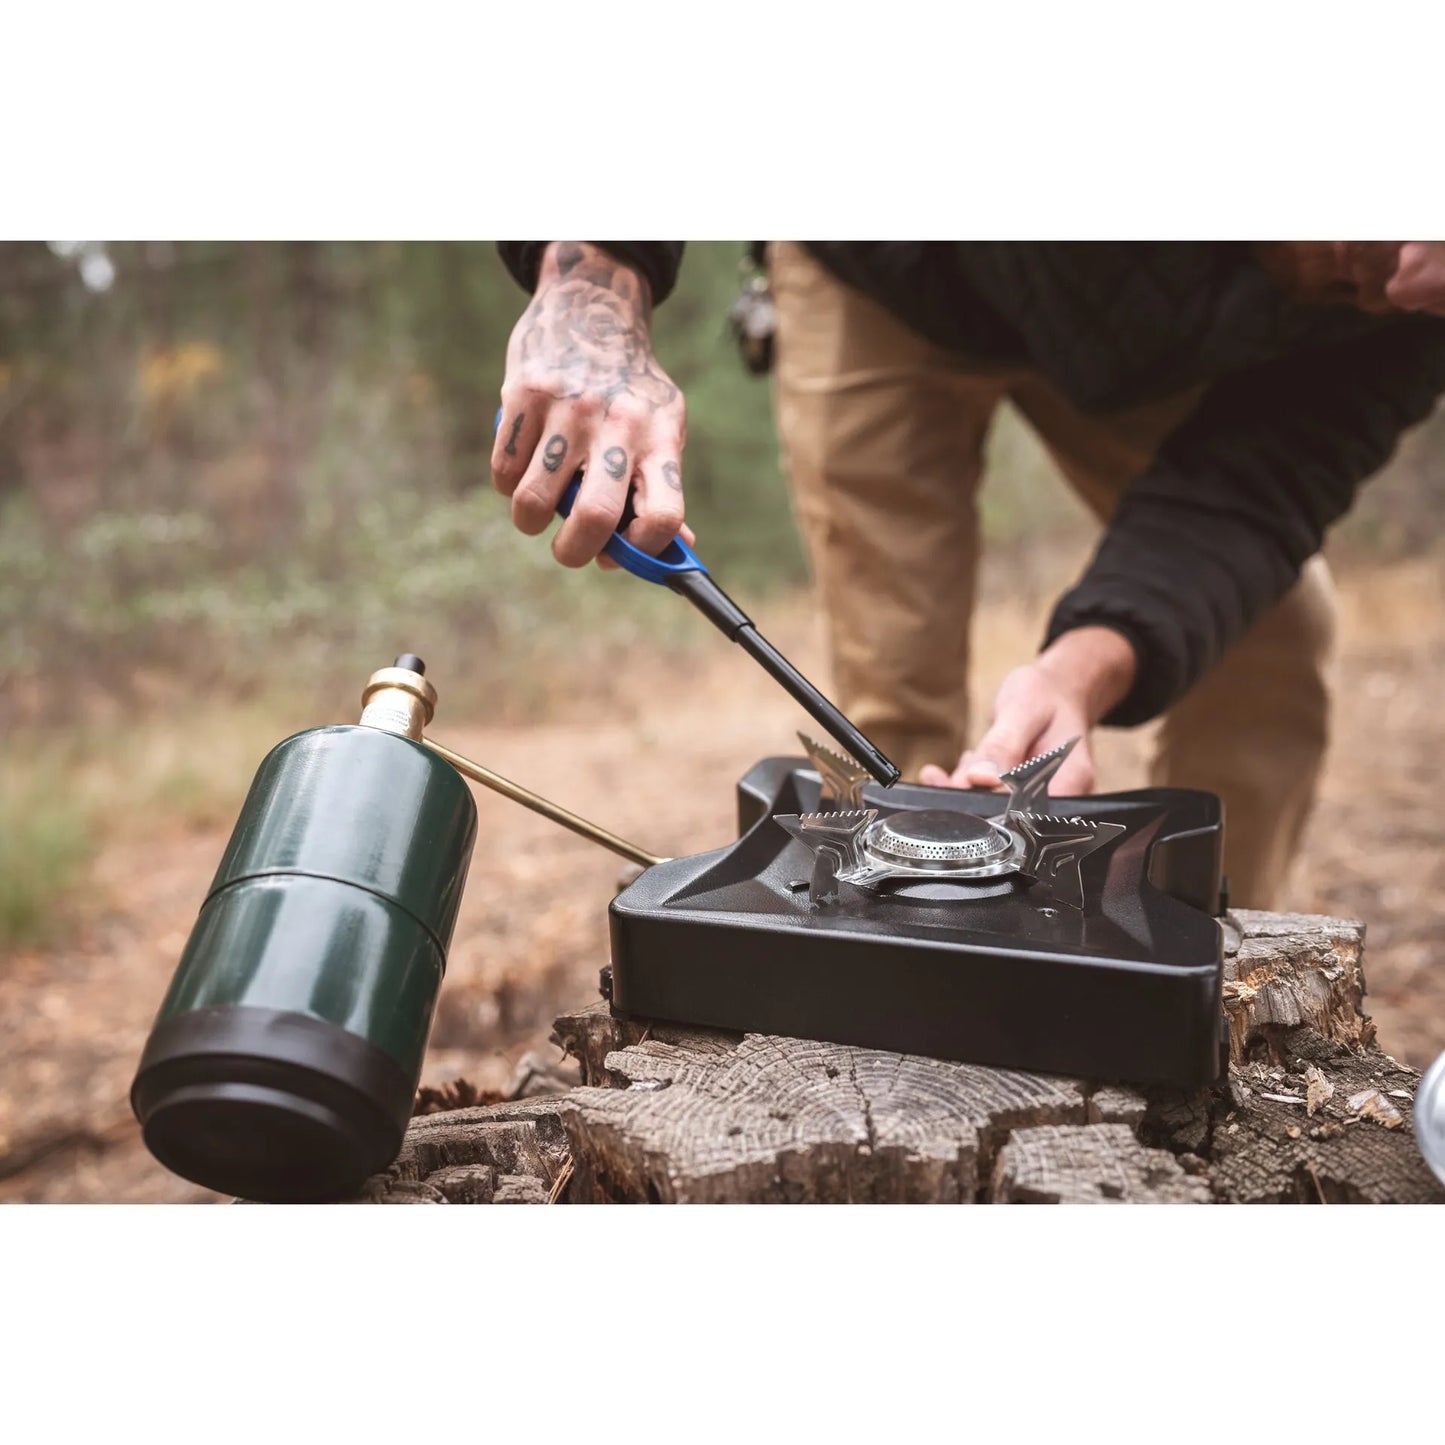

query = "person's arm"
[[491, 242, 688, 567], [497, 241, 684, 307], [925, 316, 1445, 794]]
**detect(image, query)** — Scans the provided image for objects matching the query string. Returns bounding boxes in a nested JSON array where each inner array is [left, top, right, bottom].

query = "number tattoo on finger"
[[542, 435, 568, 473]]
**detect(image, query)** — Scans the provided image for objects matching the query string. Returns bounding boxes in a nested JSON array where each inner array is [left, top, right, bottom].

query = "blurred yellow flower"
[[139, 342, 225, 403]]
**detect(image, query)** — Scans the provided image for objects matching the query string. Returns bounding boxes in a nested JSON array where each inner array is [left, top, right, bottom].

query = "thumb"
[[967, 713, 1046, 779], [949, 752, 1003, 789], [967, 668, 1056, 775]]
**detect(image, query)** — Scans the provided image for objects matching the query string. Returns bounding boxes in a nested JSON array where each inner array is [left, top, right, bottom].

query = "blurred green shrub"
[[0, 242, 801, 722], [0, 755, 94, 946], [1, 241, 1438, 729]]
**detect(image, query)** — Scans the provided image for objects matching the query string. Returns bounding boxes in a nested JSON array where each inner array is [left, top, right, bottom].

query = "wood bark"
[[355, 910, 1445, 1205]]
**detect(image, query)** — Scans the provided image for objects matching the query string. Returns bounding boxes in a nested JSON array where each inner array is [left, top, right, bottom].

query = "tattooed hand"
[[491, 242, 690, 568]]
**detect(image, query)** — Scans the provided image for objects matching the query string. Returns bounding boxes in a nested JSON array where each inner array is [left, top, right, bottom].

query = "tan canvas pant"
[[768, 241, 1336, 909]]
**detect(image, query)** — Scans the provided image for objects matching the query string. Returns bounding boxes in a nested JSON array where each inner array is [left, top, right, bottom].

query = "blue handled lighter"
[[554, 476, 899, 787], [496, 410, 898, 786]]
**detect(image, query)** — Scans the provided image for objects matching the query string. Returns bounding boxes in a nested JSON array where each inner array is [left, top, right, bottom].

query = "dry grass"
[[0, 765, 93, 948], [0, 702, 298, 949]]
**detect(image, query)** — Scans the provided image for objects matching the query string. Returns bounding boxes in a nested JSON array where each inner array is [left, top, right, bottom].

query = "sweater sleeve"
[[1045, 316, 1445, 725], [496, 242, 686, 306]]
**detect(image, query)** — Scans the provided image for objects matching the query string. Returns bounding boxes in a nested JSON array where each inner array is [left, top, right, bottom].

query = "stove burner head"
[[775, 731, 1128, 911], [864, 809, 1015, 871], [774, 795, 1127, 911]]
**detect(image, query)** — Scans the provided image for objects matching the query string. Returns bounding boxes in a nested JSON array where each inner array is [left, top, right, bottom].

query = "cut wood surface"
[[992, 1124, 1212, 1204], [355, 910, 1445, 1205]]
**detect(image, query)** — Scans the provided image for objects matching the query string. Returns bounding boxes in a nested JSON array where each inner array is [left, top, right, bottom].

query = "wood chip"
[[1304, 1065, 1334, 1117], [1286, 1126, 1302, 1140], [1346, 1089, 1405, 1130], [546, 1156, 575, 1204], [1261, 1093, 1305, 1105], [1387, 1089, 1412, 1100]]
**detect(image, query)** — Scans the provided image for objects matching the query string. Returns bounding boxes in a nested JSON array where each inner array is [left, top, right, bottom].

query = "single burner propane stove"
[[607, 738, 1227, 1089]]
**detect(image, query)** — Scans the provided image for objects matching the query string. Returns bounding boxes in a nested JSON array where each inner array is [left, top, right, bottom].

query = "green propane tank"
[[131, 656, 477, 1202]]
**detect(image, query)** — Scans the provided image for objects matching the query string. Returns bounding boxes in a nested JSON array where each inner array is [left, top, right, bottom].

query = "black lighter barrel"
[[735, 626, 900, 787], [666, 569, 899, 787]]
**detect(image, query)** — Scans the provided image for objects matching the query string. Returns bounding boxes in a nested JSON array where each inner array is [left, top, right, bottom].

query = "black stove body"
[[608, 757, 1227, 1089]]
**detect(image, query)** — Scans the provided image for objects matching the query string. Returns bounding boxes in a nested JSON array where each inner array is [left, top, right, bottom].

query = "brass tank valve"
[[359, 653, 437, 740]]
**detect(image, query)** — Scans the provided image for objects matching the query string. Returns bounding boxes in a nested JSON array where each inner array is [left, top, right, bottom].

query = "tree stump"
[[354, 910, 1445, 1204]]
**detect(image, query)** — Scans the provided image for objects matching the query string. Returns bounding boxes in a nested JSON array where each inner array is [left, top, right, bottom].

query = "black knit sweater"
[[499, 241, 1445, 725]]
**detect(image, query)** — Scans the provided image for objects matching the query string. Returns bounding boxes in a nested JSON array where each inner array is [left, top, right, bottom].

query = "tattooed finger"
[[511, 417, 584, 535], [552, 435, 634, 567], [542, 434, 569, 474], [624, 454, 687, 556], [490, 404, 544, 495], [602, 446, 628, 482]]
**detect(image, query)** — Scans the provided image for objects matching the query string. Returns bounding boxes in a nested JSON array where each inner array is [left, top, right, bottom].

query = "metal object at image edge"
[[1416, 1050, 1445, 1186]]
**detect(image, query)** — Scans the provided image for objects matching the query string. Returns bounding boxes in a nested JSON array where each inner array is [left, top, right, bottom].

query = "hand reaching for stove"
[[919, 626, 1138, 797], [491, 242, 692, 569]]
